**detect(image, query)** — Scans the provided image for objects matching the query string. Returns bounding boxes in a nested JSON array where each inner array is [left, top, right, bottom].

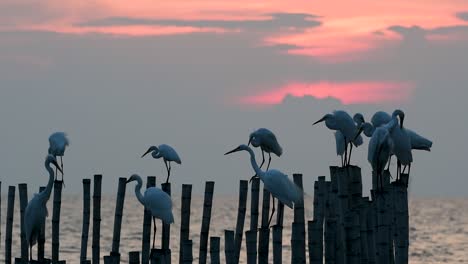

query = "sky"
[[1, 0, 467, 197]]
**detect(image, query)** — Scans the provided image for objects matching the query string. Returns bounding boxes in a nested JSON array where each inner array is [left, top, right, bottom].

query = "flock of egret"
[[22, 110, 431, 261]]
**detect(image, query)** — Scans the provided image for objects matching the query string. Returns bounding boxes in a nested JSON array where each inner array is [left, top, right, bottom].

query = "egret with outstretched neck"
[[126, 174, 174, 251], [48, 132, 69, 182], [25, 155, 62, 261], [142, 144, 181, 183], [225, 144, 302, 227]]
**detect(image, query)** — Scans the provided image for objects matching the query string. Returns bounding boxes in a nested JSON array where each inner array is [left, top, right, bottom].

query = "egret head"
[[353, 113, 365, 126], [126, 174, 141, 184], [392, 109, 405, 128], [224, 144, 250, 155], [248, 132, 261, 147], [313, 114, 333, 125], [46, 154, 63, 174], [141, 146, 159, 158]]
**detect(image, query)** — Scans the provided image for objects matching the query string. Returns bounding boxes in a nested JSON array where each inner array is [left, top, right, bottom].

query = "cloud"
[[76, 13, 321, 33], [456, 11, 468, 21]]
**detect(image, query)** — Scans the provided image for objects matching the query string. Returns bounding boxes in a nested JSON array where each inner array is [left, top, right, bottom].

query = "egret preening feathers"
[[126, 174, 174, 250], [25, 155, 62, 261], [367, 126, 393, 189], [225, 144, 302, 227], [141, 144, 181, 183], [384, 110, 412, 179], [248, 128, 283, 173], [48, 132, 69, 183]]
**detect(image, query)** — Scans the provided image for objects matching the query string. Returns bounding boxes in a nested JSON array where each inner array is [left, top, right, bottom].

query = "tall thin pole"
[[92, 174, 103, 264], [80, 179, 92, 263], [110, 177, 128, 262], [161, 182, 172, 263], [258, 188, 270, 264], [18, 183, 28, 261], [142, 176, 156, 264], [234, 180, 248, 263], [52, 180, 64, 263], [179, 184, 192, 264], [38, 186, 46, 261], [291, 174, 306, 264], [199, 181, 215, 264], [210, 237, 220, 264], [5, 186, 15, 264]]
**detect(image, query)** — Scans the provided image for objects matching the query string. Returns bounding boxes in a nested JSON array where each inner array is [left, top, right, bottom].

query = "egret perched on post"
[[126, 174, 174, 251], [313, 110, 363, 166], [366, 125, 393, 190], [248, 128, 283, 171], [141, 144, 181, 183], [48, 132, 69, 182], [25, 155, 62, 261], [385, 110, 413, 179], [225, 144, 302, 227]]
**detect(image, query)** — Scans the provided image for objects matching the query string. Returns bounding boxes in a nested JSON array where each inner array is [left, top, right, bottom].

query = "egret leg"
[[152, 217, 157, 250], [266, 153, 272, 171], [61, 156, 66, 187], [164, 160, 170, 183], [343, 140, 348, 167], [268, 198, 276, 227], [340, 155, 344, 167], [408, 163, 411, 176], [386, 155, 392, 171], [30, 245, 33, 261], [348, 143, 353, 165], [397, 160, 401, 180]]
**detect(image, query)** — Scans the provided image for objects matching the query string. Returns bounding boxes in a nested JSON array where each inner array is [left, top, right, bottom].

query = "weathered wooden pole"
[[38, 186, 46, 261], [245, 230, 257, 264], [210, 237, 220, 264], [142, 176, 156, 264], [224, 230, 235, 264], [18, 183, 29, 261], [366, 198, 377, 264], [308, 220, 322, 264], [5, 186, 15, 264], [182, 240, 193, 264], [234, 180, 248, 263], [324, 180, 337, 264], [312, 176, 326, 264], [394, 174, 409, 264], [179, 184, 192, 264], [129, 252, 140, 264], [92, 174, 103, 264], [52, 180, 64, 263], [272, 201, 284, 264], [80, 179, 92, 263], [359, 198, 370, 264], [199, 181, 215, 264], [291, 174, 306, 264], [109, 177, 128, 263], [375, 189, 389, 264], [250, 178, 260, 230], [258, 188, 270, 264], [161, 182, 172, 263]]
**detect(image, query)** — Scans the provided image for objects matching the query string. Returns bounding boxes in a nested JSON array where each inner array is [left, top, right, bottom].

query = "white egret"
[[367, 126, 394, 190], [126, 174, 174, 250], [384, 110, 413, 179], [141, 144, 181, 183], [371, 111, 392, 128], [25, 155, 62, 261], [248, 128, 283, 170], [48, 132, 69, 182], [225, 144, 302, 226], [313, 110, 363, 166]]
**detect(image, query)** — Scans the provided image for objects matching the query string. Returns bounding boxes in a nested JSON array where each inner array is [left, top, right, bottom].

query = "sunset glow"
[[239, 82, 414, 105]]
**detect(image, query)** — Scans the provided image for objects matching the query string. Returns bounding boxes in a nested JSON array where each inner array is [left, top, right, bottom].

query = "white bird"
[[248, 128, 283, 171], [141, 144, 181, 183], [25, 155, 62, 261], [384, 110, 413, 179], [48, 132, 69, 182], [371, 111, 392, 128], [313, 110, 363, 166], [225, 144, 302, 226], [126, 174, 174, 250], [367, 126, 394, 190]]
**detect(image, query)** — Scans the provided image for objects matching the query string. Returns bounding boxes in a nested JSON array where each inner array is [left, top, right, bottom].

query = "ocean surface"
[[0, 195, 467, 263]]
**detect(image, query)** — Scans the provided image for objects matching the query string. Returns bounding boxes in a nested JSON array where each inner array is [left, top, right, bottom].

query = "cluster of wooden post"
[[308, 166, 410, 264]]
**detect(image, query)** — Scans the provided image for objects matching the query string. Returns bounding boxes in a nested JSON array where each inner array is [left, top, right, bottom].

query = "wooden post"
[[38, 186, 46, 261], [199, 181, 215, 264], [291, 174, 305, 264], [129, 252, 140, 264], [210, 237, 220, 264], [5, 186, 15, 264], [52, 180, 64, 263], [394, 174, 409, 264], [312, 176, 326, 264], [344, 211, 361, 264], [92, 174, 102, 264], [375, 190, 389, 264], [161, 182, 172, 263], [366, 199, 377, 264], [80, 179, 92, 263], [182, 240, 193, 264], [245, 230, 257, 264], [110, 177, 128, 262], [179, 185, 192, 264], [150, 249, 168, 264], [142, 176, 156, 264], [308, 220, 322, 264], [271, 225, 282, 264], [359, 198, 369, 264], [324, 180, 337, 264], [18, 183, 28, 261], [258, 188, 270, 264], [224, 230, 235, 264], [250, 178, 260, 230], [234, 180, 248, 263]]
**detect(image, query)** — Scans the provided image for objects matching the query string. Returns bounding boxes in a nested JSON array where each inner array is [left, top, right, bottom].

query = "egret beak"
[[52, 160, 63, 174], [247, 138, 252, 146], [354, 126, 364, 141], [224, 147, 240, 155], [400, 116, 405, 129], [125, 178, 132, 184], [313, 116, 326, 125], [141, 148, 152, 158]]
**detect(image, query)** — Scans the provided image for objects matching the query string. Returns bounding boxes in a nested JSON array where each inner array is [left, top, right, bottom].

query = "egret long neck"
[[134, 177, 145, 206], [246, 147, 264, 178], [38, 160, 55, 201]]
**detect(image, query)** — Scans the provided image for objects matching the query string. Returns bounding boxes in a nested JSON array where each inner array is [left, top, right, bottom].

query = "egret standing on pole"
[[25, 155, 62, 261], [126, 174, 174, 251], [141, 144, 181, 183], [248, 128, 283, 172], [225, 144, 301, 227], [48, 132, 69, 182]]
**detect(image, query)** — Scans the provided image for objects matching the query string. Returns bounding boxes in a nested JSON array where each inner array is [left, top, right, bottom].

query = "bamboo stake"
[[291, 174, 305, 264], [324, 181, 336, 264], [142, 176, 156, 264], [308, 220, 322, 264], [245, 230, 257, 264], [52, 180, 64, 263], [234, 180, 248, 263], [224, 230, 235, 264], [92, 174, 102, 264], [179, 185, 192, 264], [129, 252, 140, 264], [5, 186, 15, 264], [199, 181, 214, 264], [359, 198, 369, 264], [18, 183, 28, 261], [210, 237, 220, 264], [258, 188, 270, 264], [394, 174, 409, 264], [272, 225, 282, 264], [182, 240, 193, 264], [38, 186, 46, 261], [80, 179, 91, 263], [250, 178, 260, 230], [161, 183, 172, 263], [110, 177, 128, 261], [366, 199, 377, 264]]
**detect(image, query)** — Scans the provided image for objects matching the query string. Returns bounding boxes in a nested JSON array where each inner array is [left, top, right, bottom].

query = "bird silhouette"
[[248, 128, 283, 181], [48, 132, 69, 183], [142, 144, 181, 183]]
